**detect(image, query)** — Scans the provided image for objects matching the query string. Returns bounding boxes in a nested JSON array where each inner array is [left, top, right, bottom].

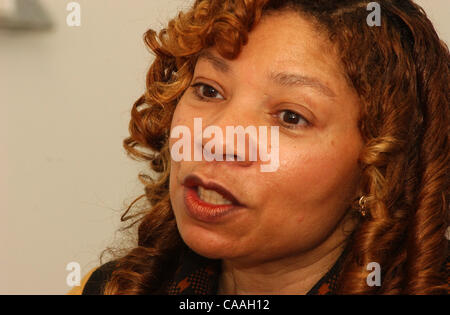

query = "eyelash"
[[190, 82, 311, 130], [190, 82, 223, 102], [275, 110, 311, 129]]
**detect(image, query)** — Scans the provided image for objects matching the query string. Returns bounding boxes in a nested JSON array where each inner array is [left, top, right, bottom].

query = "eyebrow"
[[196, 50, 231, 73], [268, 71, 336, 98], [196, 50, 336, 98]]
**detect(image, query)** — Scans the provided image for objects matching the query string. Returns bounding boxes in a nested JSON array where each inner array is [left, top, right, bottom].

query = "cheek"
[[169, 103, 189, 198], [168, 101, 194, 152], [253, 138, 360, 248], [266, 136, 361, 215], [170, 103, 187, 134]]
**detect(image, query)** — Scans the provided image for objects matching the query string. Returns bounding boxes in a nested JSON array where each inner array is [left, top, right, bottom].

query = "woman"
[[71, 0, 449, 294]]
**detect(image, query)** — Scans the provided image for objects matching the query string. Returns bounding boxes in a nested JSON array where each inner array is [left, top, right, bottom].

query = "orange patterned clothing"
[[164, 246, 348, 295], [82, 246, 347, 295], [82, 241, 449, 294]]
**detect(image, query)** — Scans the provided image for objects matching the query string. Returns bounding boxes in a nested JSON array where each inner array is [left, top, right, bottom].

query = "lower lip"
[[183, 186, 243, 223]]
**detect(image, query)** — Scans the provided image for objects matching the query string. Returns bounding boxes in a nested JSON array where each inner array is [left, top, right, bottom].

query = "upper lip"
[[183, 174, 243, 206]]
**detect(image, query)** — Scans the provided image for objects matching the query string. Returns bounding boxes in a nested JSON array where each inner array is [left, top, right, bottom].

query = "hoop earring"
[[358, 195, 368, 217]]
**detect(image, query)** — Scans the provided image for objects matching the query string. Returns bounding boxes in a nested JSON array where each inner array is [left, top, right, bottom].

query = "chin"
[[176, 221, 237, 260]]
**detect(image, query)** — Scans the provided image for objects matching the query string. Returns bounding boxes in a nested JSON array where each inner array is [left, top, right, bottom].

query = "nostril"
[[224, 153, 238, 160], [223, 153, 247, 161]]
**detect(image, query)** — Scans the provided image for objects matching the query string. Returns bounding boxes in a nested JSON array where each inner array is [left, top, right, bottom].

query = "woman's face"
[[169, 11, 363, 265]]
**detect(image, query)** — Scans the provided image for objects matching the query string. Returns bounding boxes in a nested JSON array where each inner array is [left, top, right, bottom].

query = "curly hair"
[[102, 0, 449, 294]]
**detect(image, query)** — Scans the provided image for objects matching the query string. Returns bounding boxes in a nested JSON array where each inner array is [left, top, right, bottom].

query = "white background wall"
[[1, 0, 448, 294]]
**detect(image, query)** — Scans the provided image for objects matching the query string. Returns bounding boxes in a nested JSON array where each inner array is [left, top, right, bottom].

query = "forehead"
[[242, 11, 340, 74], [194, 10, 346, 96]]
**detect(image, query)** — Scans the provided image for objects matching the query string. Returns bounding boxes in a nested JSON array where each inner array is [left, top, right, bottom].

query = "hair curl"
[[102, 0, 449, 294]]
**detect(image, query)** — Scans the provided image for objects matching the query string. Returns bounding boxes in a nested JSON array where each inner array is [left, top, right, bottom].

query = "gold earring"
[[358, 195, 368, 217]]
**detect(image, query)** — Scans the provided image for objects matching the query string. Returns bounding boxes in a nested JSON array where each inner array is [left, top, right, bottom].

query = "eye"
[[276, 110, 310, 129], [190, 82, 225, 101]]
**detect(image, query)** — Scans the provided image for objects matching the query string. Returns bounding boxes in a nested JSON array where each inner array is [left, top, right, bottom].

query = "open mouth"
[[197, 186, 233, 205], [182, 174, 244, 222], [182, 174, 243, 206]]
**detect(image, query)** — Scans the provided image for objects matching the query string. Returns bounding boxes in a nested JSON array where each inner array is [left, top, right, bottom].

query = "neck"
[[217, 236, 349, 295]]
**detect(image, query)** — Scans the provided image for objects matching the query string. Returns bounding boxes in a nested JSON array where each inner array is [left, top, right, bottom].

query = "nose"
[[199, 132, 255, 167], [197, 110, 259, 168]]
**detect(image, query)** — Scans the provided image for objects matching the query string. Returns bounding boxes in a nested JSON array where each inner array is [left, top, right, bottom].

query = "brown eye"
[[191, 83, 224, 101], [277, 110, 309, 128], [202, 85, 219, 98]]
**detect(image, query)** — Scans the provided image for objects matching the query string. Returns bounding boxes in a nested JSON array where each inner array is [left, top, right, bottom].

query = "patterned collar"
[[166, 246, 348, 295]]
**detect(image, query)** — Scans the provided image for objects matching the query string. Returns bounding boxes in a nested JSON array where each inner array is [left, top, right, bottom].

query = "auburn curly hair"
[[101, 0, 449, 294]]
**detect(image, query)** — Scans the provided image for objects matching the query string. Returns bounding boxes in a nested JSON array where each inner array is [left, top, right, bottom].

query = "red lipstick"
[[182, 174, 244, 223]]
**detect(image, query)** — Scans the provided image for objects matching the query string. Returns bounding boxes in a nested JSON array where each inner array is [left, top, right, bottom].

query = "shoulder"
[[82, 261, 118, 295], [66, 261, 118, 295]]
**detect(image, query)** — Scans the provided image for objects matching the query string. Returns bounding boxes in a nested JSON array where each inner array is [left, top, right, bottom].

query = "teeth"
[[197, 186, 233, 205]]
